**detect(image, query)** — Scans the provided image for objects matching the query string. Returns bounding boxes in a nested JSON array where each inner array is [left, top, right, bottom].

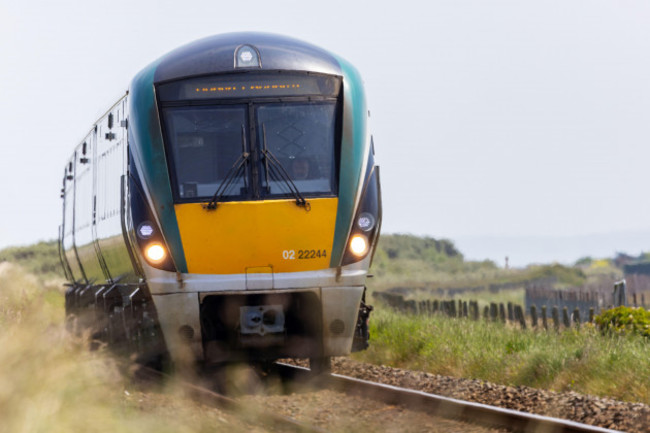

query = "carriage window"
[[256, 102, 337, 198], [162, 106, 248, 200]]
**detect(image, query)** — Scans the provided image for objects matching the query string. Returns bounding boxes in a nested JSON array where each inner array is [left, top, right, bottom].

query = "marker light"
[[240, 50, 253, 62], [137, 222, 154, 239], [235, 44, 261, 68], [145, 243, 166, 263], [357, 212, 376, 232], [349, 234, 369, 257]]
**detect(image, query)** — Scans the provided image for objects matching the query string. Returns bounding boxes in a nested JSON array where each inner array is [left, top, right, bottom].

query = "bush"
[[526, 263, 586, 287], [595, 306, 650, 338], [376, 234, 463, 262]]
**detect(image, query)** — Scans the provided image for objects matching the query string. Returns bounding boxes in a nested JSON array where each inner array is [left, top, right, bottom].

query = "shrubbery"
[[526, 263, 587, 287], [595, 306, 650, 338], [376, 234, 463, 262]]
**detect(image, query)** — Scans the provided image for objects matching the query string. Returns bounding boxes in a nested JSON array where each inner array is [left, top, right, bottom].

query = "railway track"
[[273, 363, 621, 433], [131, 362, 621, 433]]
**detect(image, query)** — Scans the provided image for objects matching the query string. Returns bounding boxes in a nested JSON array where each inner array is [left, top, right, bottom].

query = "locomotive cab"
[[157, 71, 342, 276], [157, 71, 344, 362]]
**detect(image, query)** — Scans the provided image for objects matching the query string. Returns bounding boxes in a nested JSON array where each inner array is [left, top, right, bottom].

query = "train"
[[59, 32, 381, 372]]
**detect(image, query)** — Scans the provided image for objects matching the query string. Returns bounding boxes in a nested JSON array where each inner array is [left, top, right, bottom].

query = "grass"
[[0, 262, 267, 433], [353, 306, 650, 404], [1, 234, 645, 420]]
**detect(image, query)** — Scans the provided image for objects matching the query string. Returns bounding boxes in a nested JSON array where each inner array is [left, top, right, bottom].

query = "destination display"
[[158, 73, 341, 101]]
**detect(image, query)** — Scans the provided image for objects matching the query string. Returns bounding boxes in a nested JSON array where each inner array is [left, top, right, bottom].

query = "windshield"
[[162, 105, 248, 200], [258, 102, 337, 198], [160, 74, 340, 204]]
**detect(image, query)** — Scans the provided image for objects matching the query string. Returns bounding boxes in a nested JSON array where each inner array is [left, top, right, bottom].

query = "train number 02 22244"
[[282, 249, 327, 260]]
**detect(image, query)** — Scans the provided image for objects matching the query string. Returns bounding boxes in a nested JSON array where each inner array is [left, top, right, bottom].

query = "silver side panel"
[[95, 98, 138, 283], [62, 94, 138, 285], [151, 292, 203, 361]]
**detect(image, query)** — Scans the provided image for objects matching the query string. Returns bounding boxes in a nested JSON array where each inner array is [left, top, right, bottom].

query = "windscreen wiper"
[[204, 126, 249, 210], [261, 124, 310, 210]]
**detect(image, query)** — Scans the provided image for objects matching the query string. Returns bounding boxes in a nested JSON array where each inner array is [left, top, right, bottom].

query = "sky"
[[1, 0, 650, 266]]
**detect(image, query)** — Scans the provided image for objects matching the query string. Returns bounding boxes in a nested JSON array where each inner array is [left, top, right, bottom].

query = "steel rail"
[[275, 363, 622, 433], [133, 365, 327, 433]]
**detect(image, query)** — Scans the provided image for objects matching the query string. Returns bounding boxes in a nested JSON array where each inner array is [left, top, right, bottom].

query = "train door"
[[62, 156, 85, 283]]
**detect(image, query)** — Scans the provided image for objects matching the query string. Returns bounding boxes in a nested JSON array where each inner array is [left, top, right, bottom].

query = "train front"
[[127, 33, 381, 366]]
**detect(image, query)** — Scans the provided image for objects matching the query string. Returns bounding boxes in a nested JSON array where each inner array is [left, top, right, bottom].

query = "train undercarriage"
[[64, 283, 372, 371]]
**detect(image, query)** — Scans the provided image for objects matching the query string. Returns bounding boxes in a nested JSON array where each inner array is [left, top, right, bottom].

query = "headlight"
[[349, 234, 369, 257], [145, 243, 166, 263]]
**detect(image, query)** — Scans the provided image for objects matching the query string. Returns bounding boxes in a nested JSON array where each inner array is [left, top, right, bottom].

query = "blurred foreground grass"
[[354, 307, 650, 404], [0, 263, 264, 433]]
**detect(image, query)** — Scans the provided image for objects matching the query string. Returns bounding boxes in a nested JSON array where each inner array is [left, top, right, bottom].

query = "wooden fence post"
[[499, 303, 506, 323], [514, 305, 526, 329], [462, 301, 468, 318], [530, 305, 538, 328], [541, 305, 548, 330], [589, 307, 594, 323], [490, 303, 498, 322], [552, 306, 560, 330], [483, 305, 489, 321], [470, 301, 479, 320], [562, 307, 570, 328], [507, 302, 514, 321], [433, 300, 439, 313]]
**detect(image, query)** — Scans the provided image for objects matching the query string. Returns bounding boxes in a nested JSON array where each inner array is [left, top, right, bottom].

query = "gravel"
[[123, 388, 271, 433], [131, 363, 502, 433], [238, 387, 505, 432], [282, 357, 650, 432]]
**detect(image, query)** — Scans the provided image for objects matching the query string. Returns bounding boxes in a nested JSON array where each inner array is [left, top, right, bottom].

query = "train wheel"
[[309, 356, 331, 375]]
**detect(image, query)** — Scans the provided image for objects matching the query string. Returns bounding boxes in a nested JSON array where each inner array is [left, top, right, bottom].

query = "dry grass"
[[0, 263, 266, 433]]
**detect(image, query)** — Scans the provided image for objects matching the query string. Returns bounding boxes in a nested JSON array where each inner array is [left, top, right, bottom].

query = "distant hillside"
[[370, 234, 494, 289], [369, 233, 592, 293], [375, 234, 462, 262], [0, 241, 63, 278]]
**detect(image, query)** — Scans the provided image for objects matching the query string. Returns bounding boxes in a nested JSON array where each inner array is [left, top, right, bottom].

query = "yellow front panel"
[[174, 198, 338, 274]]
